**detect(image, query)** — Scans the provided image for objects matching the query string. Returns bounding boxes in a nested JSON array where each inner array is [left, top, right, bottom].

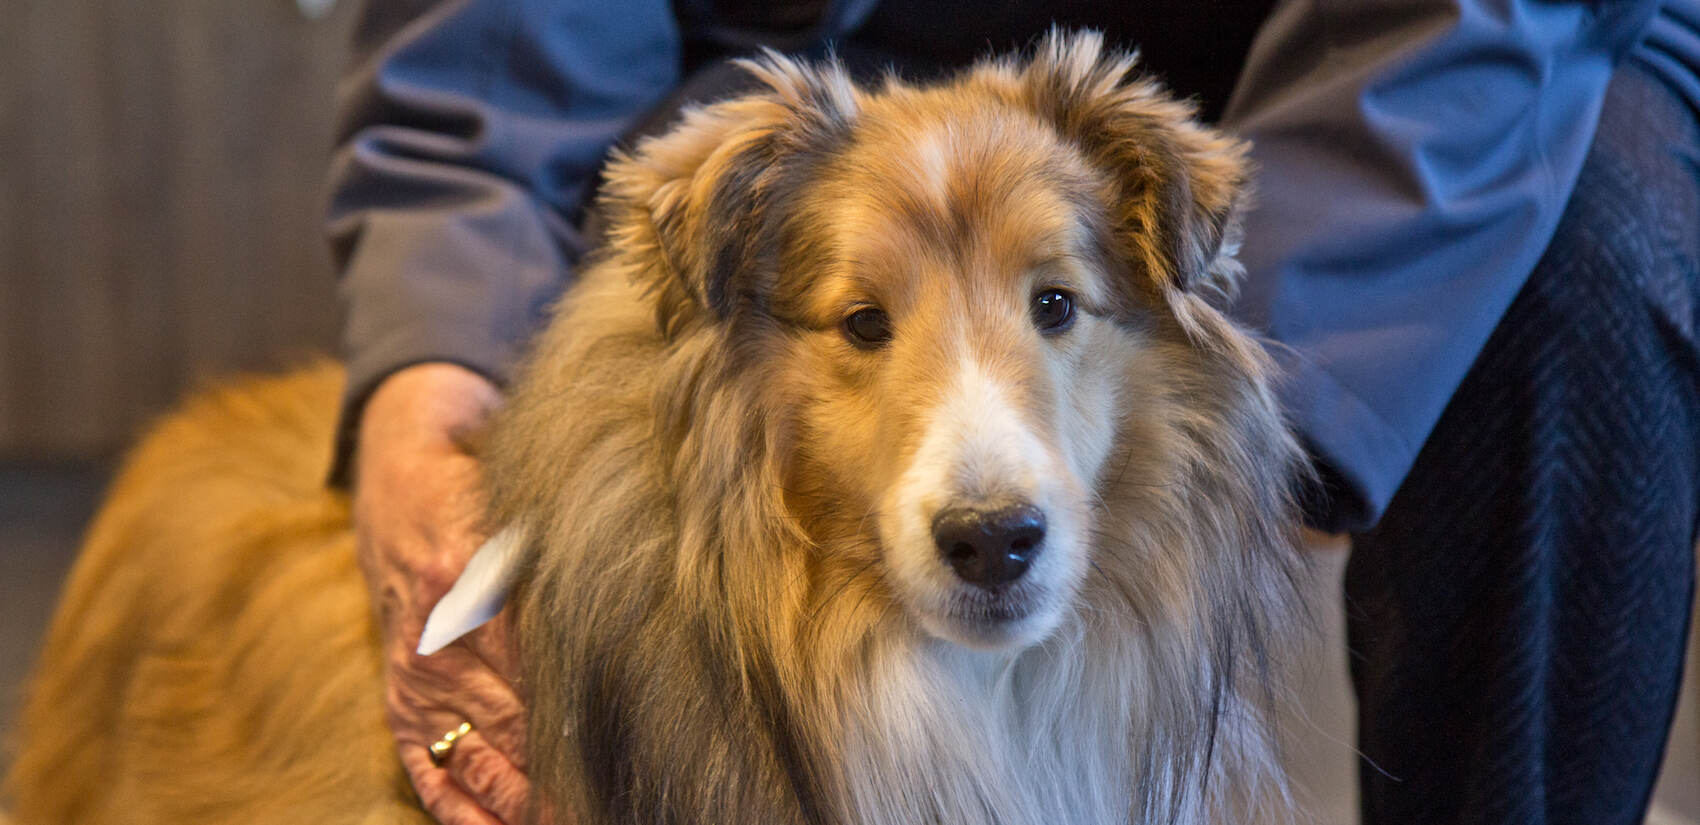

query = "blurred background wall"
[[0, 0, 359, 787], [0, 0, 355, 460]]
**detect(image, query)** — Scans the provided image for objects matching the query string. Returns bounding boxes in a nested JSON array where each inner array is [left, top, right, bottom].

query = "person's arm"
[[1222, 0, 1659, 532], [330, 0, 683, 481], [327, 2, 680, 822]]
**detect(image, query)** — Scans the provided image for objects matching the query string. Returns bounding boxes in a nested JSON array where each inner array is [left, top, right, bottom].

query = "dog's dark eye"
[[844, 307, 894, 347], [1031, 289, 1075, 333]]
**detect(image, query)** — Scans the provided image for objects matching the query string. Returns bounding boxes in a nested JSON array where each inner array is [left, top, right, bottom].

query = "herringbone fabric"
[[1345, 62, 1700, 825]]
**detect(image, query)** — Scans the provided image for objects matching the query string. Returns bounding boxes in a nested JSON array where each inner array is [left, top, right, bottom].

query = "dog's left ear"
[[1017, 30, 1250, 297], [604, 53, 859, 324]]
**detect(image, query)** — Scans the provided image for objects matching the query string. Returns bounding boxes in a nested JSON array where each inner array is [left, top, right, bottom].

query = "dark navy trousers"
[[1345, 61, 1700, 825]]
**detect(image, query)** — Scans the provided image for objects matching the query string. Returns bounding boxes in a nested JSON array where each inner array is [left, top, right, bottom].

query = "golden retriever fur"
[[6, 32, 1306, 824], [3, 365, 419, 824]]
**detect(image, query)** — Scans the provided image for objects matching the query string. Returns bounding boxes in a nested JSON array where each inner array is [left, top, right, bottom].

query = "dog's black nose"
[[932, 504, 1046, 589]]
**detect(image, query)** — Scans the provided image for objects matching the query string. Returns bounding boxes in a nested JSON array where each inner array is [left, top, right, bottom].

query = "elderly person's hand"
[[353, 363, 534, 824]]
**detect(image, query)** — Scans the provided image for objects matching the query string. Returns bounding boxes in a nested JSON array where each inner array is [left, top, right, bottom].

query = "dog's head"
[[602, 31, 1257, 651]]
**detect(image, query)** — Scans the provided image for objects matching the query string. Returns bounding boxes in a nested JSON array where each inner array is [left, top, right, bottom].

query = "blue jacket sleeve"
[[326, 0, 681, 483], [1221, 0, 1660, 530]]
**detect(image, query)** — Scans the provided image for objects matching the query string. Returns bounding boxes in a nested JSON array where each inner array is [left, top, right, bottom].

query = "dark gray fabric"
[[848, 0, 1274, 121], [1345, 61, 1700, 824]]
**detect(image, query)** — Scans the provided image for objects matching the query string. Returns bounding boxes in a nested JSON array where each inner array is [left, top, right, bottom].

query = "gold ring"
[[428, 721, 473, 767]]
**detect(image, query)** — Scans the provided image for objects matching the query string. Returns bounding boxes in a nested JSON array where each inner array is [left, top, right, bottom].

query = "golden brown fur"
[[4, 364, 423, 824], [6, 32, 1305, 825]]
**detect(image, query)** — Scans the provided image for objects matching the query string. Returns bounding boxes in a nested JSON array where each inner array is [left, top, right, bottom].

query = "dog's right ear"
[[602, 53, 859, 328], [1013, 30, 1250, 300]]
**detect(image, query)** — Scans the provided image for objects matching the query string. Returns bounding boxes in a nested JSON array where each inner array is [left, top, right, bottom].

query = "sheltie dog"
[[6, 31, 1307, 825]]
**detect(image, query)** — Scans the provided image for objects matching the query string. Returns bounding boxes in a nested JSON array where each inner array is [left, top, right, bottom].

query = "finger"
[[462, 610, 524, 688], [438, 728, 533, 825], [400, 744, 507, 825], [401, 644, 530, 768]]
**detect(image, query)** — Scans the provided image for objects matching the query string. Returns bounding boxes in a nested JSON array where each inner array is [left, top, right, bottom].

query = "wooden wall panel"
[[0, 0, 356, 458]]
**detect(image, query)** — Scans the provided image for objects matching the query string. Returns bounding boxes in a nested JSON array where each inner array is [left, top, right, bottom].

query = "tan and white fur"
[[6, 31, 1307, 825]]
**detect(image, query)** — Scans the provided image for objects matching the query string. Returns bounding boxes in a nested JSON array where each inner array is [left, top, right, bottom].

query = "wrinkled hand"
[[353, 363, 534, 824]]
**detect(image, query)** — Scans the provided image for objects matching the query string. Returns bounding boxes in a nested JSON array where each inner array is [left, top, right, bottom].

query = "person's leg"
[[1345, 61, 1700, 825]]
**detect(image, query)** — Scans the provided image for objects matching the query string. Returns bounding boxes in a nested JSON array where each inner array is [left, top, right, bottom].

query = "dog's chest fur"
[[838, 628, 1142, 824]]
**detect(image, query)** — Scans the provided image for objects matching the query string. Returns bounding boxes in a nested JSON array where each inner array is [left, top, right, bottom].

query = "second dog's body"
[[7, 33, 1306, 825]]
